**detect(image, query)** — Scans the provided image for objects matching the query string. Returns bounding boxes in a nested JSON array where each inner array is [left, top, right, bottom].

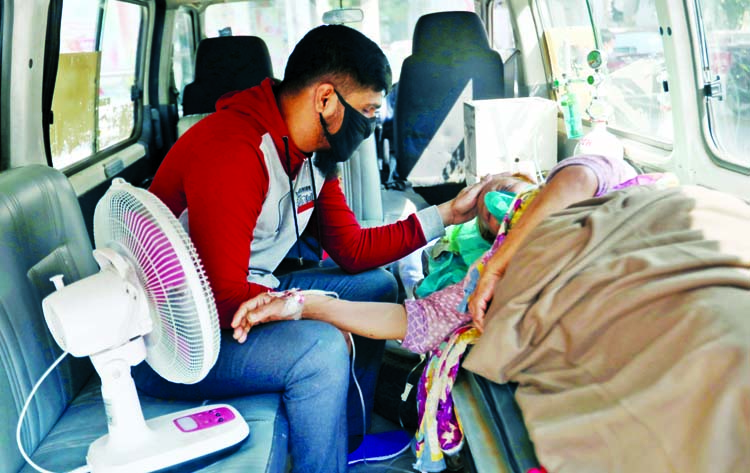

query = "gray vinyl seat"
[[339, 128, 432, 227], [0, 165, 288, 473]]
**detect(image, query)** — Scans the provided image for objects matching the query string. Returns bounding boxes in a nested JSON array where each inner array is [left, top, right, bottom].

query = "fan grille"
[[94, 180, 220, 384]]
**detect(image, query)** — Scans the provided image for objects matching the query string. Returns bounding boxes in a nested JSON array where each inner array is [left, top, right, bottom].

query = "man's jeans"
[[133, 265, 397, 473], [276, 263, 398, 440]]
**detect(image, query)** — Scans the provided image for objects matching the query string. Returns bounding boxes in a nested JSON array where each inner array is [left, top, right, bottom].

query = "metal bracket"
[[704, 75, 723, 101]]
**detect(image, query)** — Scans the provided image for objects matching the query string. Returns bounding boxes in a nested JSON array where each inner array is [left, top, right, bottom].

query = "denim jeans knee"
[[282, 320, 350, 473]]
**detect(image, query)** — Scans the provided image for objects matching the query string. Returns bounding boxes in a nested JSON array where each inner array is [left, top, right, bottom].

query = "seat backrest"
[[181, 35, 273, 116], [0, 165, 98, 471], [338, 134, 384, 227], [394, 11, 504, 205]]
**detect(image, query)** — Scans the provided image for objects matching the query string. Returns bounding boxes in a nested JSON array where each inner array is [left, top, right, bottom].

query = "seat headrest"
[[412, 11, 490, 55], [182, 35, 274, 115], [193, 35, 273, 84]]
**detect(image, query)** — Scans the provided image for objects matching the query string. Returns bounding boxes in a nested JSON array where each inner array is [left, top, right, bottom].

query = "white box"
[[464, 97, 558, 185]]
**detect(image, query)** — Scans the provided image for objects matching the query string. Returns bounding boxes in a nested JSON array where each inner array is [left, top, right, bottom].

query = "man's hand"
[[437, 178, 487, 226], [231, 292, 290, 344]]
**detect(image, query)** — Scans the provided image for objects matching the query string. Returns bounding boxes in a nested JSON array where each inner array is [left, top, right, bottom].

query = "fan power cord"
[[16, 351, 91, 473]]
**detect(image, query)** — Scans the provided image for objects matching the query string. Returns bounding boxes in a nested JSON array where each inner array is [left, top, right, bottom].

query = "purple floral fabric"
[[414, 326, 479, 472], [403, 283, 470, 354]]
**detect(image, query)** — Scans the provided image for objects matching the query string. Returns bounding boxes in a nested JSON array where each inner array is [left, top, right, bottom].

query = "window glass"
[[203, 1, 315, 80], [52, 0, 143, 169], [697, 0, 750, 168], [172, 6, 196, 114], [539, 0, 595, 79], [98, 2, 142, 150], [539, 0, 673, 143], [369, 0, 474, 81], [203, 0, 474, 83], [492, 0, 516, 62]]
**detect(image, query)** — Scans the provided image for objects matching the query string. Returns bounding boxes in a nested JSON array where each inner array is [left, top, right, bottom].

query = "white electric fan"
[[41, 178, 249, 472]]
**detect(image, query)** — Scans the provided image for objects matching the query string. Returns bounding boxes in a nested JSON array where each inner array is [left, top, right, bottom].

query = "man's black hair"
[[281, 24, 392, 95]]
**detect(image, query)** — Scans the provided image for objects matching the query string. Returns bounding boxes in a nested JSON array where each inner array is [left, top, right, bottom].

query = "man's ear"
[[314, 82, 337, 114]]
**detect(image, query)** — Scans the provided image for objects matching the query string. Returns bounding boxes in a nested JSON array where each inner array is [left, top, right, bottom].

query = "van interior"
[[1, 1, 749, 472]]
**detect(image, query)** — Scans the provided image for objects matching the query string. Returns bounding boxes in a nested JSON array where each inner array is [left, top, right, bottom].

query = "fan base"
[[86, 403, 249, 473]]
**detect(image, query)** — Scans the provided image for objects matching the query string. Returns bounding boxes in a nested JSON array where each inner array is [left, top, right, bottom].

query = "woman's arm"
[[303, 295, 408, 340], [468, 165, 599, 330], [231, 292, 407, 343]]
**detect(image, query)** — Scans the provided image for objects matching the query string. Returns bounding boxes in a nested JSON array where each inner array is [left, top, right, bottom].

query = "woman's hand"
[[231, 292, 290, 344], [468, 165, 603, 331], [468, 254, 509, 332]]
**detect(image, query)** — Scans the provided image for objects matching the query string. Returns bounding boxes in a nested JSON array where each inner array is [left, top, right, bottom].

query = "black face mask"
[[318, 89, 377, 164]]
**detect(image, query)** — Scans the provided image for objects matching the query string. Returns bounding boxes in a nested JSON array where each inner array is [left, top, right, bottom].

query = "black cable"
[[399, 355, 426, 432], [283, 136, 303, 266]]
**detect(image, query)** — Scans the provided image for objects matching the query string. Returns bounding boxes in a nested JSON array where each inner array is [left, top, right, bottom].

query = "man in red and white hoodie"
[[136, 24, 482, 472]]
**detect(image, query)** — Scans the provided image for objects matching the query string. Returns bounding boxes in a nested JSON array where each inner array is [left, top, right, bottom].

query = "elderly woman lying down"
[[233, 170, 749, 473]]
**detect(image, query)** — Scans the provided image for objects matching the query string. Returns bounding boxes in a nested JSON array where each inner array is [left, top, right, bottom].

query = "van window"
[[697, 0, 750, 169], [492, 0, 516, 62], [202, 0, 474, 83], [52, 0, 144, 170], [173, 6, 196, 114], [539, 0, 673, 144]]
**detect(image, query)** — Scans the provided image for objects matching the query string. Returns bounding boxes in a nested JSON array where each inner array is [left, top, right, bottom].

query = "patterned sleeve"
[[546, 154, 638, 196], [402, 284, 472, 354]]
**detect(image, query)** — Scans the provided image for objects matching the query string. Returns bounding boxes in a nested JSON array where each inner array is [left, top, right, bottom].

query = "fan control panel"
[[173, 407, 237, 433]]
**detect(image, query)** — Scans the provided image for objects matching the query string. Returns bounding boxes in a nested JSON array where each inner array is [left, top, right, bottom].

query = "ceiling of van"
[[166, 0, 243, 8]]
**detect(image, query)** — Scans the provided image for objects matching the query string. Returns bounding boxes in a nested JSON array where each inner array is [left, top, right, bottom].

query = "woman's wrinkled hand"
[[231, 292, 290, 344], [468, 255, 508, 332]]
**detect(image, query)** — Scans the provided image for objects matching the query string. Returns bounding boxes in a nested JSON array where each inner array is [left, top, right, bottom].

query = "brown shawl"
[[464, 185, 750, 473]]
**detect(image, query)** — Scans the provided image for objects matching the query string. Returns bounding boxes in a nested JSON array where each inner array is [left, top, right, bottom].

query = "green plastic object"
[[560, 86, 584, 139], [415, 218, 491, 298], [586, 49, 604, 69], [415, 191, 518, 299], [484, 190, 516, 222]]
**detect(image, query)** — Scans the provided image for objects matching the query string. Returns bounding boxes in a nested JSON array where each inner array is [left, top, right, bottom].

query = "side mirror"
[[322, 8, 363, 24]]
